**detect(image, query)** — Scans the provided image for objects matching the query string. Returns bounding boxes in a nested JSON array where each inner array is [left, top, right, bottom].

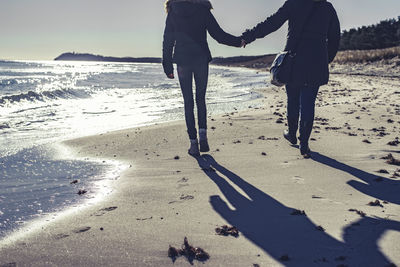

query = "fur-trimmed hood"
[[165, 0, 213, 13]]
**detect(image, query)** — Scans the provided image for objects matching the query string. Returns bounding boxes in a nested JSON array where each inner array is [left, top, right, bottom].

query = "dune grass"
[[334, 46, 400, 64]]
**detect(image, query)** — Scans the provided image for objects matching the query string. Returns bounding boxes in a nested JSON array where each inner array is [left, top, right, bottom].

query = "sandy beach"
[[1, 65, 400, 266]]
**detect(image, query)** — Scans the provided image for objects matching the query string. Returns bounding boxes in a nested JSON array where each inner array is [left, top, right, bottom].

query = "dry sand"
[[0, 68, 400, 266]]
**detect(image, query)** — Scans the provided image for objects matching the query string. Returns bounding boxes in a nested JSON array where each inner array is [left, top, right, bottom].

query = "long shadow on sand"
[[311, 152, 400, 205], [197, 155, 400, 266]]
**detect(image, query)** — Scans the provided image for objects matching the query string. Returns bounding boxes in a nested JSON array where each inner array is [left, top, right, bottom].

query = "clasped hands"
[[240, 39, 247, 48]]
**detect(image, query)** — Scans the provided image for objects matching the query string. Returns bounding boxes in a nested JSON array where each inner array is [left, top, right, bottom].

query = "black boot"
[[199, 128, 210, 152], [283, 117, 298, 145], [299, 121, 313, 158]]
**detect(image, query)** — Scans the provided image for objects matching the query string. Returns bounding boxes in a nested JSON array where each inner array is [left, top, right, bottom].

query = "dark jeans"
[[286, 83, 320, 142], [177, 59, 209, 140]]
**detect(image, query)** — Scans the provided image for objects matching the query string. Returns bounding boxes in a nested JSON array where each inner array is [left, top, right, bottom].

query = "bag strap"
[[291, 2, 317, 54]]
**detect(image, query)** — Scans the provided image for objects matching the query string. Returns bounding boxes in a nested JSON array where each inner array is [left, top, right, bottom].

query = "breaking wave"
[[0, 88, 92, 106]]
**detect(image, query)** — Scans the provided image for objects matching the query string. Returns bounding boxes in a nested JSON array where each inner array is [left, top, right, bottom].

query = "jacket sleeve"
[[241, 1, 290, 44], [162, 13, 175, 75], [206, 10, 242, 47], [327, 8, 341, 63]]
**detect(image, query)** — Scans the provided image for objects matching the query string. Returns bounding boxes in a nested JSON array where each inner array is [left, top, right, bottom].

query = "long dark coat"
[[242, 0, 341, 86], [162, 0, 242, 75]]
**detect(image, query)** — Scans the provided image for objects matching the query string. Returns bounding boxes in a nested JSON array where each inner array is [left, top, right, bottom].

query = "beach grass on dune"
[[334, 46, 400, 64]]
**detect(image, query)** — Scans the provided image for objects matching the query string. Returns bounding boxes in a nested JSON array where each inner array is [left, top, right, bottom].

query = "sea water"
[[0, 60, 267, 238]]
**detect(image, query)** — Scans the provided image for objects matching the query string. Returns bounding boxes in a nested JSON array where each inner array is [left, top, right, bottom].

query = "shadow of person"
[[311, 152, 400, 205], [197, 155, 400, 266]]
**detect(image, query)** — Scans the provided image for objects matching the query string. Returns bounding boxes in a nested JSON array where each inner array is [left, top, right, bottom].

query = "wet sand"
[[0, 68, 400, 266]]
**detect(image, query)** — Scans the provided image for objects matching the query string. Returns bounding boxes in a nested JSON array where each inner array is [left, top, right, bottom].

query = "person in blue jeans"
[[162, 0, 243, 157], [241, 0, 341, 158]]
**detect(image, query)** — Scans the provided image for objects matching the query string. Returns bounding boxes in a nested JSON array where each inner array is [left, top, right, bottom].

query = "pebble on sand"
[[349, 209, 366, 217], [368, 200, 383, 207]]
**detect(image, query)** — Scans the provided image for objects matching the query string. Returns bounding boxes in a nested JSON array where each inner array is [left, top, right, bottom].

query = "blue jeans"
[[286, 84, 319, 143], [177, 59, 209, 140]]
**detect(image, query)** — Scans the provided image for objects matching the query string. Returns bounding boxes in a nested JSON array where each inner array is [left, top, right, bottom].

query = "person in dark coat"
[[163, 0, 243, 157], [241, 0, 341, 158]]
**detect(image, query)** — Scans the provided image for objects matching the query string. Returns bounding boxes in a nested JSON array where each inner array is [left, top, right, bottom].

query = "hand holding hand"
[[240, 39, 247, 48], [167, 73, 174, 79]]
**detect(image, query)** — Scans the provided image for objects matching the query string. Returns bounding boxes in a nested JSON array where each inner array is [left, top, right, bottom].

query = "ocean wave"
[[0, 88, 92, 106], [0, 79, 19, 87], [0, 60, 19, 64], [0, 123, 10, 130]]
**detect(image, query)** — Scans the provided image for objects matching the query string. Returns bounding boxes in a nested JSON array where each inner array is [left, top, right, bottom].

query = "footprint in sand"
[[92, 206, 118, 216], [100, 206, 118, 212], [178, 177, 189, 183], [73, 227, 91, 233], [177, 178, 189, 189], [180, 194, 194, 200], [177, 184, 189, 189], [54, 233, 70, 240], [292, 176, 305, 184], [136, 216, 153, 221]]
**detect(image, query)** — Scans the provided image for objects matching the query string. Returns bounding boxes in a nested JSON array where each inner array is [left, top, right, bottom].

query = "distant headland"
[[54, 52, 162, 63], [54, 52, 275, 68]]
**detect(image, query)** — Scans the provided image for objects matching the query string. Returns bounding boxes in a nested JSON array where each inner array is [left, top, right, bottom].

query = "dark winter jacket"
[[162, 0, 242, 75], [242, 0, 341, 86]]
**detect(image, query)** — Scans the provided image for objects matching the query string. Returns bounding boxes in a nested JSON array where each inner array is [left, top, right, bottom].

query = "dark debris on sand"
[[368, 200, 384, 207], [291, 209, 307, 216], [100, 206, 118, 212], [349, 209, 366, 217], [215, 225, 239, 237], [362, 139, 372, 144], [377, 169, 389, 174], [258, 136, 279, 141], [382, 154, 400, 166], [316, 225, 325, 232], [168, 237, 210, 263], [387, 138, 400, 146]]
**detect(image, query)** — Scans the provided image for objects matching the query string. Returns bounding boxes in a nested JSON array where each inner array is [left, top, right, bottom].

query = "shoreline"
[[0, 142, 127, 245], [0, 71, 399, 265]]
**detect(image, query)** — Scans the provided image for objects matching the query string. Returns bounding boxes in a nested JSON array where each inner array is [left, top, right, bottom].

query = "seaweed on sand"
[[215, 225, 239, 237], [168, 237, 210, 264]]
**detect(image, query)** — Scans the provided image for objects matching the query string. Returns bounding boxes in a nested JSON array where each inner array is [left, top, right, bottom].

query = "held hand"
[[240, 39, 247, 48], [167, 73, 175, 79]]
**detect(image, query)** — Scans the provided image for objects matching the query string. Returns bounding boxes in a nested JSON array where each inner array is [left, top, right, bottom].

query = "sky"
[[1, 0, 399, 60]]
